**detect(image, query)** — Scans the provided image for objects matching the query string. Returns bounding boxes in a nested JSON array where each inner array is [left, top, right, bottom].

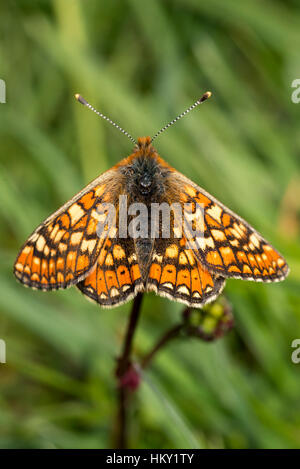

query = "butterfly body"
[[14, 135, 289, 308], [116, 137, 175, 285]]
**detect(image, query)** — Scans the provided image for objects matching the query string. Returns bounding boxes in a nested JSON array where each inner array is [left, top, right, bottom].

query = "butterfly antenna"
[[75, 94, 137, 145], [151, 91, 212, 142]]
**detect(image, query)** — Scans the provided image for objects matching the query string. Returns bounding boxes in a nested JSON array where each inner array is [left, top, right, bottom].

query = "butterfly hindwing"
[[146, 237, 226, 307], [77, 237, 144, 307], [171, 172, 289, 282], [14, 169, 120, 290]]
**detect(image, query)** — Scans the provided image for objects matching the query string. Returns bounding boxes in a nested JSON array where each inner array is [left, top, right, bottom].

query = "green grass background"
[[0, 0, 300, 449]]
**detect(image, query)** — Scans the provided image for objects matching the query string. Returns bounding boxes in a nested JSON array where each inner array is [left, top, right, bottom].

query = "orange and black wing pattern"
[[14, 170, 120, 290], [146, 237, 225, 307], [171, 172, 289, 282], [77, 237, 144, 307]]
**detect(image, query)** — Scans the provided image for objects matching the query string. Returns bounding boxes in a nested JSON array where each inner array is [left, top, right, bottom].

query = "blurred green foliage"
[[0, 0, 300, 449]]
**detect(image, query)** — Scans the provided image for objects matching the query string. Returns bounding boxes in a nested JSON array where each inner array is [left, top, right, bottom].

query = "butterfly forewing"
[[171, 172, 289, 282], [14, 169, 121, 290]]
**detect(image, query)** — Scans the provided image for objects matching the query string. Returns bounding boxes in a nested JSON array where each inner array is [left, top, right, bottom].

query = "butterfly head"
[[136, 136, 154, 155], [117, 137, 169, 198]]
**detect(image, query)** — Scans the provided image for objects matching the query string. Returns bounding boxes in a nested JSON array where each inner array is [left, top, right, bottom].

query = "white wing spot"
[[69, 204, 85, 225], [207, 205, 222, 224]]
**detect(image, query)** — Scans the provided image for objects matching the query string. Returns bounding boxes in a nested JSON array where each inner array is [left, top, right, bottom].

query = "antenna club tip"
[[200, 91, 212, 102], [74, 93, 88, 106]]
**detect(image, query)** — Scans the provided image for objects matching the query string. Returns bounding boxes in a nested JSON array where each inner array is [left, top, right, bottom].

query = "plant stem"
[[114, 292, 143, 448], [141, 323, 184, 369], [116, 292, 143, 378]]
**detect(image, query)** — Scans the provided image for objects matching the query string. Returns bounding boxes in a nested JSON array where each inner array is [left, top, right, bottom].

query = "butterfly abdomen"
[[134, 238, 154, 283]]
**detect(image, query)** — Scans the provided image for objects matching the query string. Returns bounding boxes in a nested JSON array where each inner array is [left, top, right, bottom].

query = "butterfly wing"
[[146, 237, 225, 307], [77, 237, 144, 307], [170, 172, 289, 282], [14, 169, 121, 290]]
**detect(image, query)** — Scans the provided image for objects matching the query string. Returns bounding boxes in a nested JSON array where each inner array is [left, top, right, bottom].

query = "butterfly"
[[14, 92, 289, 308]]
